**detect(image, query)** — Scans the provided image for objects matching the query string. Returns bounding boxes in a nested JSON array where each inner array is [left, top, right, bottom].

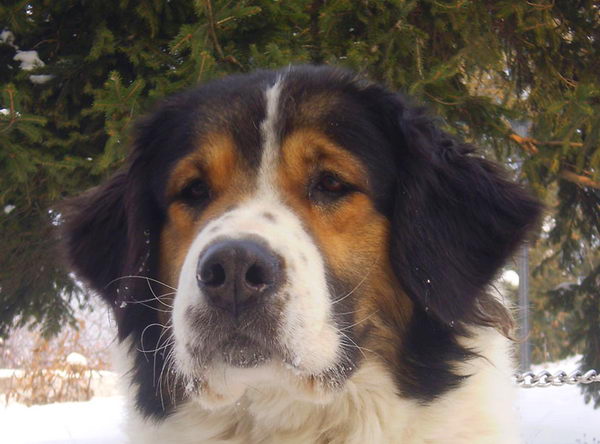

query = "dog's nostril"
[[245, 263, 269, 289], [201, 263, 226, 287]]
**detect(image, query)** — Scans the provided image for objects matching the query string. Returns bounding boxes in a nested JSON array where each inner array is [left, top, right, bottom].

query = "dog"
[[63, 65, 540, 443]]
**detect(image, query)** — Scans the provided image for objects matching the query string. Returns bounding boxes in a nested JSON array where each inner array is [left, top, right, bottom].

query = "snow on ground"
[[1, 397, 126, 444], [518, 355, 600, 444], [519, 385, 600, 444], [0, 357, 598, 443]]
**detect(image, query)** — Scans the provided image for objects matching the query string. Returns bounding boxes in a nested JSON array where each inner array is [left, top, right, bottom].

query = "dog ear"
[[62, 96, 195, 345], [63, 160, 165, 345], [63, 171, 129, 300], [379, 94, 541, 330]]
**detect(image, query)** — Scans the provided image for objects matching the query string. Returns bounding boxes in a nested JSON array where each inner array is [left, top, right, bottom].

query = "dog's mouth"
[[174, 305, 359, 409], [182, 311, 285, 373], [179, 296, 289, 372]]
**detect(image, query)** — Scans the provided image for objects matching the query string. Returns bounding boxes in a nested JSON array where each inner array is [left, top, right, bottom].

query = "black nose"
[[196, 240, 282, 316]]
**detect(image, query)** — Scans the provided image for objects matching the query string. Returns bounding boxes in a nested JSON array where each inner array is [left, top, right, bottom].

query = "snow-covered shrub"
[[0, 302, 115, 405]]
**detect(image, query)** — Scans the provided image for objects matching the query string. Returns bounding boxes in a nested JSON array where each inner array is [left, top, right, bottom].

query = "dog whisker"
[[338, 310, 380, 332], [140, 322, 171, 364], [153, 323, 174, 386], [158, 345, 177, 410], [137, 340, 172, 354], [332, 261, 378, 305], [126, 293, 175, 307], [337, 331, 383, 362], [130, 300, 173, 313], [104, 275, 178, 292]]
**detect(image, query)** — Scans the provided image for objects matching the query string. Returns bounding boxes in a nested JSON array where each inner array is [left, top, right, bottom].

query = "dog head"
[[63, 66, 540, 416]]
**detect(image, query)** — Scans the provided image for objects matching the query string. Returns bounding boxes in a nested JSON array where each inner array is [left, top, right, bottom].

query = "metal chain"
[[513, 369, 600, 388]]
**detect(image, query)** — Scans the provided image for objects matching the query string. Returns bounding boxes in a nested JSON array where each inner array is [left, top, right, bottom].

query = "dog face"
[[63, 66, 540, 416]]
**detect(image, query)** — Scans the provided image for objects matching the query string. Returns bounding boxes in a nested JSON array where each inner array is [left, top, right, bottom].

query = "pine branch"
[[509, 133, 585, 150], [204, 0, 243, 69], [309, 0, 324, 63], [509, 133, 539, 154], [205, 0, 224, 60], [171, 33, 193, 53], [559, 170, 600, 190], [510, 133, 599, 189], [0, 86, 17, 134]]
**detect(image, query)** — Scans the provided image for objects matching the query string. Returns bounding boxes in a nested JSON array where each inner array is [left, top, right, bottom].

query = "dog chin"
[[180, 353, 345, 411], [217, 334, 273, 368]]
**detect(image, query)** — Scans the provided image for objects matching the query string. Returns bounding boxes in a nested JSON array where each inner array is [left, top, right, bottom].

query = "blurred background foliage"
[[1, 0, 599, 403]]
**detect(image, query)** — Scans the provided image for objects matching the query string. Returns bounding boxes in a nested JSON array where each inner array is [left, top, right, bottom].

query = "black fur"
[[62, 65, 541, 417], [386, 96, 540, 329], [62, 97, 195, 417], [349, 79, 540, 400], [274, 67, 540, 401]]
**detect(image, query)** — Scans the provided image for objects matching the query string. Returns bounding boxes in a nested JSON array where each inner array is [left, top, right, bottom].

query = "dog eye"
[[311, 172, 353, 203], [180, 179, 210, 203], [316, 174, 346, 193]]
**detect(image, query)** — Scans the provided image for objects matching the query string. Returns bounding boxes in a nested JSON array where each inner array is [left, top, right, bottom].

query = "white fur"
[[120, 328, 519, 443], [258, 76, 283, 190]]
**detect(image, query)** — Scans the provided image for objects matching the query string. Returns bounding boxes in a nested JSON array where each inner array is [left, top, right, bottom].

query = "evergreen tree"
[[1, 0, 599, 404]]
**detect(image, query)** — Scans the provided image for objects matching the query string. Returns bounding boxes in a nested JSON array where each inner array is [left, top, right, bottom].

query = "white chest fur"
[[118, 328, 519, 444]]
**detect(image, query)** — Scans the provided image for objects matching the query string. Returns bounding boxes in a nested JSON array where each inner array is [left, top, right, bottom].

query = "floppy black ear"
[[383, 95, 541, 329], [62, 148, 159, 300], [63, 172, 129, 300], [62, 159, 162, 338], [62, 135, 175, 417]]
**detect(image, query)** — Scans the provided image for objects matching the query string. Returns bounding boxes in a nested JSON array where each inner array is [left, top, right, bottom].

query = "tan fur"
[[277, 129, 413, 360], [160, 133, 250, 287]]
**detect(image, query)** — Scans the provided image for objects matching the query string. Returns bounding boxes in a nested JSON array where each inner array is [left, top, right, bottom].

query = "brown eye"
[[311, 172, 354, 204], [317, 174, 345, 193], [180, 179, 210, 203]]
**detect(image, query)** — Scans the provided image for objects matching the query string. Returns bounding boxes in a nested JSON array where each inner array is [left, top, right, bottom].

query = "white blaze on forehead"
[[258, 77, 284, 193]]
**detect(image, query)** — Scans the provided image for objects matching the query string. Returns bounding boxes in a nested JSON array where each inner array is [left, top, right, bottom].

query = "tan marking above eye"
[[166, 133, 241, 201], [160, 133, 250, 287], [278, 129, 369, 196], [166, 159, 205, 201]]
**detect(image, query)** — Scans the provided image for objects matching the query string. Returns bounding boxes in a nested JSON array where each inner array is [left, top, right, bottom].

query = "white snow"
[[0, 368, 24, 378], [0, 356, 598, 443], [1, 29, 16, 47], [518, 385, 600, 444], [13, 50, 45, 71], [2, 29, 52, 84], [554, 282, 579, 291], [0, 397, 126, 444], [30, 74, 54, 84], [66, 352, 88, 368]]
